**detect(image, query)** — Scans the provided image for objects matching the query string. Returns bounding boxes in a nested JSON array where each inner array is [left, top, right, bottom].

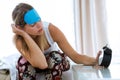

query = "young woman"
[[11, 3, 101, 80]]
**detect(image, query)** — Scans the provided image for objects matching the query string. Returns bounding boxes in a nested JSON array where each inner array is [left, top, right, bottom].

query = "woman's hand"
[[11, 24, 25, 36], [94, 51, 104, 69], [96, 51, 102, 64]]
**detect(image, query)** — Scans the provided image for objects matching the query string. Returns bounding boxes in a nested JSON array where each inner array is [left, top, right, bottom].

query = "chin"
[[40, 30, 44, 34]]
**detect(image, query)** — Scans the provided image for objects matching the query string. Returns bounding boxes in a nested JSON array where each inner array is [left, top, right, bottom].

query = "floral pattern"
[[16, 51, 70, 80]]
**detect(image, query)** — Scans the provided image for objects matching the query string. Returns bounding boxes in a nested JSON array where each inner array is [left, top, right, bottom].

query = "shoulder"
[[49, 23, 59, 32], [48, 23, 66, 42]]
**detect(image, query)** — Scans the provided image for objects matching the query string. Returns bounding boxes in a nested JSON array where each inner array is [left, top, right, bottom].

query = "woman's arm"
[[12, 24, 48, 69], [48, 23, 101, 66]]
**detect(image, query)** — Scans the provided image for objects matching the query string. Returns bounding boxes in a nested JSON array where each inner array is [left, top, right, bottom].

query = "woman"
[[11, 3, 101, 80]]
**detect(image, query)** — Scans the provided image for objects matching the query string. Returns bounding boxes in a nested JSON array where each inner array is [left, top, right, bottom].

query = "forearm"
[[12, 25, 47, 69], [73, 54, 97, 66], [22, 33, 42, 54], [21, 33, 48, 69], [81, 55, 97, 66]]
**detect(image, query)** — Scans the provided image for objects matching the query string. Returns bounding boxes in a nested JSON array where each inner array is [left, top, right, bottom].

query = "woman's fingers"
[[96, 51, 102, 62], [11, 24, 15, 27], [11, 24, 22, 34]]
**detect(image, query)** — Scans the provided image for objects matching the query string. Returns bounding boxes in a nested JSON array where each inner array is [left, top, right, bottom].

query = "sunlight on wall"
[[0, 0, 75, 57]]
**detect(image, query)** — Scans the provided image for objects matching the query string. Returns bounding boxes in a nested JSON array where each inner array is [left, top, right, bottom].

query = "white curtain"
[[74, 0, 108, 57]]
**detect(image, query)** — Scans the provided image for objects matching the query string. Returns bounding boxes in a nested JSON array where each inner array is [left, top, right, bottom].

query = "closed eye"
[[29, 23, 36, 27], [29, 20, 41, 27]]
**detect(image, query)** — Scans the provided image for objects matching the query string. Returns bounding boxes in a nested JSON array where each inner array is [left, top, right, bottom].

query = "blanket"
[[0, 53, 20, 80]]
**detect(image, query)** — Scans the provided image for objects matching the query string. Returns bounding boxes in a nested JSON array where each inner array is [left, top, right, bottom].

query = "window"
[[0, 0, 75, 57], [106, 0, 120, 63]]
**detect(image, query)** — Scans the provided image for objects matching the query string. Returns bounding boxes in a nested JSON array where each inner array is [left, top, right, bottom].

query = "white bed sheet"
[[0, 53, 20, 80]]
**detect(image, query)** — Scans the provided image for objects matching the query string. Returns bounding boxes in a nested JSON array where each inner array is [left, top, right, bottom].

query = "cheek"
[[29, 29, 36, 33], [25, 28, 35, 34]]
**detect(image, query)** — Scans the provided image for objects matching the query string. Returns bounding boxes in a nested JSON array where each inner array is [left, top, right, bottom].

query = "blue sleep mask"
[[24, 9, 41, 25]]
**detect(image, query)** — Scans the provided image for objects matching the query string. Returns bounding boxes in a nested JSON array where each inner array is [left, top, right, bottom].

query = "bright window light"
[[106, 0, 120, 63]]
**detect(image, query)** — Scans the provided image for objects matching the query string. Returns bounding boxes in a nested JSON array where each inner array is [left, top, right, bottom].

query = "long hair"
[[12, 3, 48, 52]]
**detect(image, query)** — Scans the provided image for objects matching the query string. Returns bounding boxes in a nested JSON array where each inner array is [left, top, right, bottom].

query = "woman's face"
[[23, 21, 44, 36]]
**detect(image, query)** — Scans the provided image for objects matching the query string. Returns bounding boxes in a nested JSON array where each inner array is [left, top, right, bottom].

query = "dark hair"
[[12, 3, 33, 28]]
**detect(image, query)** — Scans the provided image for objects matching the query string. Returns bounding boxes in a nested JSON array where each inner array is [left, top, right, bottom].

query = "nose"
[[36, 22, 42, 28]]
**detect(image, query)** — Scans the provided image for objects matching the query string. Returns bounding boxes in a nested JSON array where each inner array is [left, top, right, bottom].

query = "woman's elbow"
[[31, 62, 48, 69], [39, 63, 48, 69]]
